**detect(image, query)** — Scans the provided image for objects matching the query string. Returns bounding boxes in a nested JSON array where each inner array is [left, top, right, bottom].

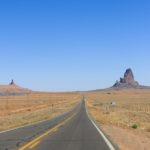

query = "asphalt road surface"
[[0, 103, 80, 150], [0, 101, 114, 150]]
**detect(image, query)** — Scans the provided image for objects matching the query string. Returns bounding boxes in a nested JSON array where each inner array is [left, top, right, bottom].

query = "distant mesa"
[[9, 79, 16, 85], [0, 80, 31, 96], [113, 68, 139, 88]]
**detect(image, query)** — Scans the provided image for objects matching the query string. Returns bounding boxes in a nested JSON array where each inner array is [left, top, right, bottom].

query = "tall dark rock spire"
[[113, 68, 139, 88]]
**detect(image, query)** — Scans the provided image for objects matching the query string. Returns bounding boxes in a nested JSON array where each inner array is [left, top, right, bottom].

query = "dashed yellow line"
[[18, 113, 76, 150]]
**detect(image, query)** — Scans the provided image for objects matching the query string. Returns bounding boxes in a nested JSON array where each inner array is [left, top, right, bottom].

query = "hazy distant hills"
[[0, 80, 31, 96]]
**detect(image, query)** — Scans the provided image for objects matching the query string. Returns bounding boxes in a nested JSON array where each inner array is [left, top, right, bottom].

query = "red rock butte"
[[113, 68, 139, 88]]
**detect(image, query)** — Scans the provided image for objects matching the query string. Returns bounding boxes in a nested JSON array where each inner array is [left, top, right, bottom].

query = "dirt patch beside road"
[[86, 89, 150, 150]]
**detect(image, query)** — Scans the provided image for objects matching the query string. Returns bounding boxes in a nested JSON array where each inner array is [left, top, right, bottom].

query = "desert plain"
[[0, 87, 150, 150], [0, 92, 81, 131], [85, 89, 150, 150]]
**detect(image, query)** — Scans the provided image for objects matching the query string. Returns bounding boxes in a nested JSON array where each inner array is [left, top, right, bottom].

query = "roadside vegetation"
[[86, 89, 150, 150], [0, 92, 81, 131]]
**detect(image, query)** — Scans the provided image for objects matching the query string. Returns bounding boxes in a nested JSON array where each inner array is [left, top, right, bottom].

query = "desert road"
[[0, 101, 115, 150]]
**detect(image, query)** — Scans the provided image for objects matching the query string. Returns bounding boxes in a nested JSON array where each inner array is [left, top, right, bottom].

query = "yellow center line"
[[18, 113, 76, 150], [29, 141, 40, 149]]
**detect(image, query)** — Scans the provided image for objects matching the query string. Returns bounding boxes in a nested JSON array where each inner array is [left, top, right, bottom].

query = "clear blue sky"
[[0, 0, 150, 91]]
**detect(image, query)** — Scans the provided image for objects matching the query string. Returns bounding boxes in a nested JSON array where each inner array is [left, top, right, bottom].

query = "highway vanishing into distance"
[[0, 100, 115, 150]]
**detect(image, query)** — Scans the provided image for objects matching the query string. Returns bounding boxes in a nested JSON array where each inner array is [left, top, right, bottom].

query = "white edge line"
[[85, 101, 116, 150]]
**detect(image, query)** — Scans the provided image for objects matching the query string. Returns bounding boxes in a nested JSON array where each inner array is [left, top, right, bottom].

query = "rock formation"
[[9, 79, 15, 85], [113, 68, 139, 88], [0, 80, 31, 96]]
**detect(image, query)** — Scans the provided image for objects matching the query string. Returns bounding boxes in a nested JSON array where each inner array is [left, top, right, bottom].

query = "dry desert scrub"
[[86, 89, 150, 150], [0, 92, 81, 131]]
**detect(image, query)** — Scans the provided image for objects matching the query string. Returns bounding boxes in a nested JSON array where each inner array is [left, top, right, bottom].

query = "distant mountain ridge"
[[0, 80, 31, 96]]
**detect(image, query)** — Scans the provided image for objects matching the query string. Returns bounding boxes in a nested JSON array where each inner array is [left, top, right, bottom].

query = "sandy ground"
[[102, 124, 150, 150], [86, 89, 150, 150], [0, 92, 81, 131]]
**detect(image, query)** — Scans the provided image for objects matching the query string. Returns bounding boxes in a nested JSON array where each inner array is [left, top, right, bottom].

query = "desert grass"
[[85, 89, 150, 131], [85, 89, 150, 149], [0, 92, 81, 131]]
